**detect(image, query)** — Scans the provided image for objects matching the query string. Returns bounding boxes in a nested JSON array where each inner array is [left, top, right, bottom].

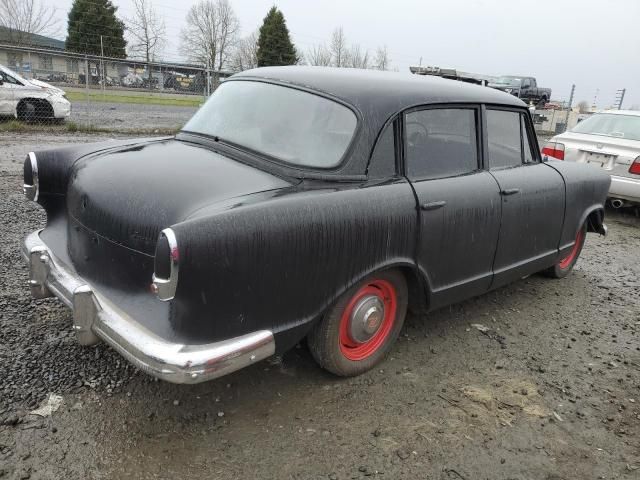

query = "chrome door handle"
[[420, 200, 447, 211], [500, 188, 520, 196]]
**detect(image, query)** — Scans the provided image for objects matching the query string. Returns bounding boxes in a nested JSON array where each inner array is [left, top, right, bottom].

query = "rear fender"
[[168, 180, 418, 347]]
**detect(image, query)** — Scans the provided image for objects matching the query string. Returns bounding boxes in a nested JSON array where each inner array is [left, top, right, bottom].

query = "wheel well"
[[17, 98, 54, 119], [397, 265, 429, 314], [586, 208, 606, 235]]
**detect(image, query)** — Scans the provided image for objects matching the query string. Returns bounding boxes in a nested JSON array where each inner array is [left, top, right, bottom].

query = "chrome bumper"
[[22, 230, 275, 384]]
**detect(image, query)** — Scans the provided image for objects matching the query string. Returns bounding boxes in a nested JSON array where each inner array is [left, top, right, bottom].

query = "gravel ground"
[[1, 133, 639, 480], [69, 101, 197, 130]]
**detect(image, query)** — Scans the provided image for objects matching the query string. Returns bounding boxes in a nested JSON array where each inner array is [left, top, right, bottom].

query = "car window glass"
[[0, 73, 19, 85], [183, 81, 357, 169], [405, 108, 478, 180], [521, 115, 536, 164], [487, 110, 522, 169], [368, 122, 396, 178]]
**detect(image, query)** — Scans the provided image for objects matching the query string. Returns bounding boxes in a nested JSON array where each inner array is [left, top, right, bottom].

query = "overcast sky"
[[48, 0, 640, 108]]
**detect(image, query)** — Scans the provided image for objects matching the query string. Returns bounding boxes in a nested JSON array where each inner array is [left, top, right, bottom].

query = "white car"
[[543, 110, 640, 207], [0, 64, 71, 122]]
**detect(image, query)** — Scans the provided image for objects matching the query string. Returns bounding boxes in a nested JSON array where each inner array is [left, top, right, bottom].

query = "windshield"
[[496, 76, 522, 86], [571, 113, 640, 141], [182, 80, 358, 169]]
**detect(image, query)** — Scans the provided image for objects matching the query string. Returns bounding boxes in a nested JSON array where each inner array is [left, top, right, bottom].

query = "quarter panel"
[[544, 159, 610, 250], [169, 180, 418, 345]]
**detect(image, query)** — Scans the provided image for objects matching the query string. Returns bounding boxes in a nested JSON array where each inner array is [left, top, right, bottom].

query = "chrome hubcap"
[[349, 295, 385, 343]]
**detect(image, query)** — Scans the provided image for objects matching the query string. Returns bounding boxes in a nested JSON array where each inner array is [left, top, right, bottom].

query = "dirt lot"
[[1, 133, 639, 480]]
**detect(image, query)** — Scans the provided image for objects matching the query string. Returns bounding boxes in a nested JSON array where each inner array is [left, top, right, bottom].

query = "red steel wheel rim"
[[558, 228, 584, 269], [338, 279, 397, 361]]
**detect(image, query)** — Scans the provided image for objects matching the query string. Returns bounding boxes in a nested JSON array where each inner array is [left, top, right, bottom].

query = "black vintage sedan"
[[22, 67, 610, 383]]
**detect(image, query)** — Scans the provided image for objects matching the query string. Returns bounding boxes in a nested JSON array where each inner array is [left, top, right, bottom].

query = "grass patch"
[[0, 118, 179, 135], [65, 91, 203, 107]]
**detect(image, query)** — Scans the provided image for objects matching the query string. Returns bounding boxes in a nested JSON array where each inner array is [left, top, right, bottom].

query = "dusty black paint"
[[25, 67, 610, 354]]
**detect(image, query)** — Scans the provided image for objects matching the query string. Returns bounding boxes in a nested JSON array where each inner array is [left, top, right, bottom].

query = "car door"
[[485, 107, 565, 288], [404, 106, 502, 310], [0, 72, 16, 116]]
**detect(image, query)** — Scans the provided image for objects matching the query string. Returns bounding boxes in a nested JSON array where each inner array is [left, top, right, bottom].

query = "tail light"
[[23, 152, 39, 201], [151, 228, 179, 301], [542, 142, 565, 160], [629, 156, 640, 175]]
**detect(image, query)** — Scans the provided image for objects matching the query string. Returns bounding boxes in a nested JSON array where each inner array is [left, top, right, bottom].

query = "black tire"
[[17, 100, 37, 123], [17, 99, 53, 123], [537, 97, 548, 108], [543, 223, 587, 279], [307, 269, 408, 377]]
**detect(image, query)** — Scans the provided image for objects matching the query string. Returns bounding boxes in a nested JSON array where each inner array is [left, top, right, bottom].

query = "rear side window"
[[405, 108, 478, 180], [487, 109, 522, 169]]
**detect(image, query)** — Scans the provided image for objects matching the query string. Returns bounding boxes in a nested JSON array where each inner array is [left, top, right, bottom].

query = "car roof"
[[233, 66, 525, 118]]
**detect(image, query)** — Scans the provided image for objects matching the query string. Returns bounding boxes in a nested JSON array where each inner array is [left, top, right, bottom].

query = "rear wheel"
[[544, 224, 587, 278], [307, 270, 408, 376]]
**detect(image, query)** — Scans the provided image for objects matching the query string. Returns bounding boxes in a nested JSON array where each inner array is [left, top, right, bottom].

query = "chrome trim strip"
[[23, 152, 39, 201], [22, 230, 276, 384], [151, 227, 179, 301]]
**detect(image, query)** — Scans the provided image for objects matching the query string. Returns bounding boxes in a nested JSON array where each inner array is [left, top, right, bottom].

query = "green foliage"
[[65, 0, 127, 57], [256, 6, 297, 67]]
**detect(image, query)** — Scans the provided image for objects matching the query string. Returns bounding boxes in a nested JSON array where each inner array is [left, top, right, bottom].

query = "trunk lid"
[[67, 138, 292, 255], [556, 131, 640, 179]]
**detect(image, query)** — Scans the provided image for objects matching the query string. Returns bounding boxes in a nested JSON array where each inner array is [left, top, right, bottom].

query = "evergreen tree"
[[65, 0, 126, 57], [256, 6, 297, 67]]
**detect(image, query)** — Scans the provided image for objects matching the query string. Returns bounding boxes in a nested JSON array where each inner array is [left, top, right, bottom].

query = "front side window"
[[487, 109, 522, 169], [571, 113, 640, 141], [405, 108, 478, 180], [182, 80, 358, 169]]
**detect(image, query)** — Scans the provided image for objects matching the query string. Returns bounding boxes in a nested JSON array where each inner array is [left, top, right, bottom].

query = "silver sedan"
[[542, 110, 640, 207]]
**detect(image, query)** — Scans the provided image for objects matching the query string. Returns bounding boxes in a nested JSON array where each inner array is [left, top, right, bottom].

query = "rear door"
[[486, 107, 565, 288], [404, 105, 501, 309]]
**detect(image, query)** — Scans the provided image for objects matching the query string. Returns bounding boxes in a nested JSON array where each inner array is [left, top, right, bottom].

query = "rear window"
[[571, 113, 640, 141], [182, 80, 357, 169]]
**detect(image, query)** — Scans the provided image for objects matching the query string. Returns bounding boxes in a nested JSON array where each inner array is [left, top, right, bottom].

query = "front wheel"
[[543, 224, 587, 278], [308, 270, 408, 377]]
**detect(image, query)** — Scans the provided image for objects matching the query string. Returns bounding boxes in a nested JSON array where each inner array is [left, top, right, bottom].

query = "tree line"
[[0, 0, 392, 74]]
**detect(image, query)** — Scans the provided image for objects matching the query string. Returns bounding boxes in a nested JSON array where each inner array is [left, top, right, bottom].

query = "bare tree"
[[127, 0, 166, 86], [577, 100, 590, 113], [330, 27, 347, 68], [306, 44, 332, 66], [344, 44, 369, 69], [230, 30, 258, 72], [0, 0, 57, 43], [373, 45, 390, 71], [180, 0, 240, 85]]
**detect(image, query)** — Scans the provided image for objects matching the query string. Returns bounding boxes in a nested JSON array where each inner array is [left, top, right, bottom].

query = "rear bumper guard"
[[22, 230, 275, 384]]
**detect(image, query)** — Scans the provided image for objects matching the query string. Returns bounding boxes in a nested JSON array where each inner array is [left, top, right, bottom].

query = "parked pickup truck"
[[489, 76, 551, 107]]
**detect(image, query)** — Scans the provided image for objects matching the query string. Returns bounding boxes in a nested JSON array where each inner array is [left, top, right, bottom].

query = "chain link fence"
[[0, 44, 232, 132]]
